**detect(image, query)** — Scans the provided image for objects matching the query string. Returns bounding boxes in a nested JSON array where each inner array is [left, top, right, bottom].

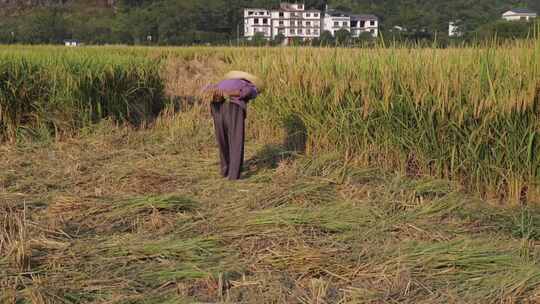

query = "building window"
[[279, 21, 284, 25], [279, 12, 284, 17], [263, 18, 268, 24], [370, 20, 375, 26], [299, 5, 303, 9], [278, 28, 285, 34], [334, 21, 339, 27], [314, 29, 319, 35], [259, 12, 265, 15], [291, 29, 296, 34], [248, 11, 254, 15], [360, 21, 365, 27], [343, 22, 348, 27], [254, 18, 259, 24], [306, 13, 311, 17], [307, 21, 311, 26], [314, 13, 319, 17], [298, 29, 303, 34], [306, 29, 311, 35]]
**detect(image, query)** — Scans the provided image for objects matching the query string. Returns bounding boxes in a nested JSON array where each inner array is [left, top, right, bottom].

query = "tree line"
[[0, 0, 538, 45]]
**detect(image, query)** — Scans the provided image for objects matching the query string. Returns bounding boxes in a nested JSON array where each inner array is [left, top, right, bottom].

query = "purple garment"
[[211, 79, 258, 110]]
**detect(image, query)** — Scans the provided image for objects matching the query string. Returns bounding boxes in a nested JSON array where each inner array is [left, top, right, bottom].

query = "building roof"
[[279, 3, 304, 10], [351, 14, 379, 21], [326, 9, 349, 17], [505, 8, 537, 14]]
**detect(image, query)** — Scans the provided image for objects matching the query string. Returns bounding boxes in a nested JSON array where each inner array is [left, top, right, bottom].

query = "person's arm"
[[224, 89, 242, 97], [237, 83, 258, 100], [201, 85, 225, 102], [208, 82, 257, 99]]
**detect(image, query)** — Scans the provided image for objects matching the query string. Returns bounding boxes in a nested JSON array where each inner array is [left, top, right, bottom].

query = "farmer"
[[204, 71, 263, 180]]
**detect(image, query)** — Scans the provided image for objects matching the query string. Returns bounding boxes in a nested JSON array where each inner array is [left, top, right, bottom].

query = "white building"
[[502, 8, 537, 21], [323, 9, 350, 36], [243, 8, 272, 39], [448, 21, 463, 37], [271, 3, 321, 41], [244, 3, 321, 42], [244, 2, 379, 41], [392, 25, 407, 32], [64, 39, 80, 47], [322, 10, 379, 38], [351, 15, 379, 38]]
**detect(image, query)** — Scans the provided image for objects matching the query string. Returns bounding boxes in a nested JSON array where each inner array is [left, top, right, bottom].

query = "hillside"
[[0, 0, 114, 8], [0, 0, 538, 44]]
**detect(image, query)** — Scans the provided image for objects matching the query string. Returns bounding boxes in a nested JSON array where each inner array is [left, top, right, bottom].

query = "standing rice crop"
[[0, 47, 164, 141], [219, 42, 540, 203], [1, 42, 539, 203]]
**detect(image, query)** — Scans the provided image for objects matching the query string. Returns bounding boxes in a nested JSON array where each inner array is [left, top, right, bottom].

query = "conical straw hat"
[[223, 70, 265, 91]]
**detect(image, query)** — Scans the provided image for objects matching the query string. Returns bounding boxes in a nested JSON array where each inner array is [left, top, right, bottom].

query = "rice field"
[[1, 42, 540, 302], [232, 44, 540, 205], [1, 43, 539, 203]]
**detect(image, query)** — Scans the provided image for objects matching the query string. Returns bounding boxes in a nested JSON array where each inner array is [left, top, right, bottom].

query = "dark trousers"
[[210, 102, 246, 180]]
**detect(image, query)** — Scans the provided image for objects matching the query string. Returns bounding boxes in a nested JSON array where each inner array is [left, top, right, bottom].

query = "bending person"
[[205, 71, 264, 180]]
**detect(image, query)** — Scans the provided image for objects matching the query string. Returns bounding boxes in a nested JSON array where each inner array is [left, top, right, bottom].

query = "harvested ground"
[[1, 121, 540, 303]]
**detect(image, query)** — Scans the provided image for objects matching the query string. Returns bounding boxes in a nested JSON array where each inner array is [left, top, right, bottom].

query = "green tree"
[[291, 37, 304, 46], [335, 28, 352, 45], [0, 17, 17, 43], [273, 33, 286, 45], [250, 32, 268, 46], [18, 8, 67, 44], [352, 31, 375, 46], [69, 15, 115, 44], [476, 20, 534, 40], [320, 30, 334, 46]]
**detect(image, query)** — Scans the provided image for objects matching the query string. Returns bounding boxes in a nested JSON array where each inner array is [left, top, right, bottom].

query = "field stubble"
[[2, 122, 540, 302], [1, 43, 540, 302]]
